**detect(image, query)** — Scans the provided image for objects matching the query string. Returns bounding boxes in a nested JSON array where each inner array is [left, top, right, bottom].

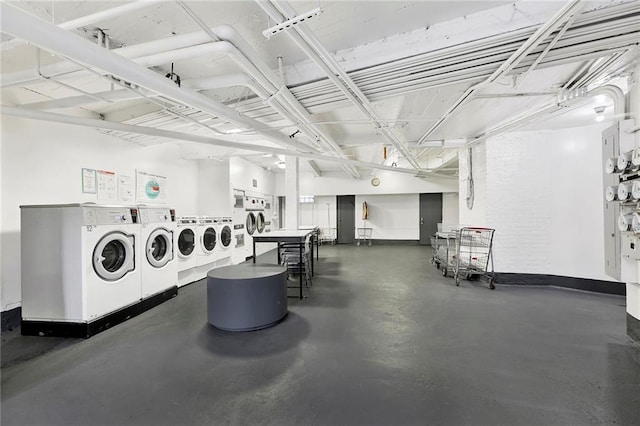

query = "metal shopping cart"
[[453, 227, 495, 289], [356, 227, 372, 246], [431, 230, 458, 277]]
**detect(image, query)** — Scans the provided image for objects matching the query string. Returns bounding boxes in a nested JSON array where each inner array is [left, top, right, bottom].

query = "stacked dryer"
[[232, 189, 247, 264], [138, 206, 178, 306], [20, 204, 143, 338], [245, 195, 267, 257], [175, 216, 198, 287]]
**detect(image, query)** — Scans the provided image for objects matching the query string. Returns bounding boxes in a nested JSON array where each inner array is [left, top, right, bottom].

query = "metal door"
[[337, 195, 355, 244], [419, 193, 443, 245]]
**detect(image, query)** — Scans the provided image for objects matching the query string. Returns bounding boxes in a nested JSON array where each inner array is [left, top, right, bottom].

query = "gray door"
[[419, 193, 443, 245], [337, 195, 355, 244]]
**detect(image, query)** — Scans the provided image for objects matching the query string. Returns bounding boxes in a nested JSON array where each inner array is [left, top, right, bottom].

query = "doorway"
[[337, 195, 355, 244], [419, 193, 443, 245]]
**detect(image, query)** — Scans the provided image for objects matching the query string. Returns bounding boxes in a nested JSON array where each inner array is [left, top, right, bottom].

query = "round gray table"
[[207, 264, 288, 331]]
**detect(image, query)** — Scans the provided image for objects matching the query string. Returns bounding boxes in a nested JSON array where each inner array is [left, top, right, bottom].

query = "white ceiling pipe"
[[0, 2, 314, 154], [261, 0, 422, 170], [207, 24, 360, 177], [417, 0, 585, 144], [1, 106, 444, 177], [21, 73, 267, 110], [1, 0, 163, 51]]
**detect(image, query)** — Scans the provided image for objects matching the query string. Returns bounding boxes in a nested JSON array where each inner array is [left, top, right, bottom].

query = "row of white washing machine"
[[175, 216, 233, 287], [19, 204, 232, 338]]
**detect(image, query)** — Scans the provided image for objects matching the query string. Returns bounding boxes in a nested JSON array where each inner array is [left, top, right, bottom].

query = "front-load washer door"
[[256, 212, 265, 233], [221, 226, 232, 248], [202, 226, 216, 254], [246, 212, 257, 235], [93, 232, 135, 281], [178, 228, 195, 258], [146, 228, 173, 268]]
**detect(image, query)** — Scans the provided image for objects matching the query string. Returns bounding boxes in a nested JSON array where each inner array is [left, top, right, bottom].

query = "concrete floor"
[[2, 245, 640, 425]]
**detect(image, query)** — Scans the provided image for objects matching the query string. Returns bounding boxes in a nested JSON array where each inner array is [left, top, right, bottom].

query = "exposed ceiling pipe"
[[258, 0, 421, 170], [173, 3, 360, 178], [0, 0, 163, 51], [0, 106, 454, 178], [416, 0, 585, 144], [0, 2, 316, 153], [20, 73, 267, 110]]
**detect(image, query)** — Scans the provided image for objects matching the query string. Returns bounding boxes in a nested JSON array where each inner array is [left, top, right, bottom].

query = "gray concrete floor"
[[2, 245, 640, 425]]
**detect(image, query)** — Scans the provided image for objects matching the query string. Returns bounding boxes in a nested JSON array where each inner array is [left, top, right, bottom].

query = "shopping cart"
[[319, 227, 336, 245], [453, 227, 495, 289], [431, 231, 458, 277], [356, 227, 372, 246]]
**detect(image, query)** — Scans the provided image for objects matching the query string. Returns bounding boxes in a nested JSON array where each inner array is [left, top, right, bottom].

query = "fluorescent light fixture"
[[262, 8, 322, 39], [262, 153, 273, 158]]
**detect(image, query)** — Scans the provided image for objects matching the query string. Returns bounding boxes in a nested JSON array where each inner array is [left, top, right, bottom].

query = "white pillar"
[[627, 63, 640, 341], [285, 156, 299, 229]]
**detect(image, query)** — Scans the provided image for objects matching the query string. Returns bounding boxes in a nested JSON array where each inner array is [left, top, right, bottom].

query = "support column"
[[285, 156, 299, 230], [628, 63, 640, 342]]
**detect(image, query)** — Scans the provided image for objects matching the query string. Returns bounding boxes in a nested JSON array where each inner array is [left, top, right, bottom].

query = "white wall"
[[197, 159, 231, 217], [442, 193, 459, 225], [299, 196, 336, 230], [479, 124, 613, 281], [355, 194, 419, 240], [230, 157, 276, 197], [275, 168, 457, 196], [1, 117, 201, 311]]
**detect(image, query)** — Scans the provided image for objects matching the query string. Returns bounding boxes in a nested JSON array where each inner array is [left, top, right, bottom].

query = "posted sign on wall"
[[136, 170, 167, 203]]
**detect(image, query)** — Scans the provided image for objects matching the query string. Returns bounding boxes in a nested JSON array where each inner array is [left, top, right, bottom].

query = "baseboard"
[[21, 302, 144, 338], [494, 273, 625, 296], [628, 313, 640, 342], [141, 286, 178, 312], [1, 307, 21, 332], [352, 239, 420, 246]]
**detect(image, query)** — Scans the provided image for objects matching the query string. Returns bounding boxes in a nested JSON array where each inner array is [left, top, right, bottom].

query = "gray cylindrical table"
[[207, 264, 288, 331]]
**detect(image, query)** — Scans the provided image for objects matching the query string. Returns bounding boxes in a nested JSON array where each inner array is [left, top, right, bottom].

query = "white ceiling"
[[1, 0, 639, 177]]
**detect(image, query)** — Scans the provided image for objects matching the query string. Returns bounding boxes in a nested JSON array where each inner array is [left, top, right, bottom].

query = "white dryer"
[[246, 196, 268, 257], [194, 216, 217, 280], [175, 216, 198, 287], [138, 207, 177, 302], [20, 204, 142, 338], [232, 189, 247, 264]]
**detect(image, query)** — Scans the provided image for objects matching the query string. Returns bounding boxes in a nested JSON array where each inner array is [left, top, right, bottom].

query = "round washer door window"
[[93, 232, 135, 281], [256, 212, 265, 233], [202, 227, 216, 253], [146, 228, 173, 268], [221, 226, 232, 247], [178, 228, 195, 258], [246, 213, 257, 235]]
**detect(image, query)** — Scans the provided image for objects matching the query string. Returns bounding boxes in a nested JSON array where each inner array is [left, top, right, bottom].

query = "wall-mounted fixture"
[[594, 106, 606, 122], [277, 161, 286, 169]]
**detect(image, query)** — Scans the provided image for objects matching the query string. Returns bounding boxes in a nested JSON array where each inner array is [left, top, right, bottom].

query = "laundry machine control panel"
[[139, 207, 175, 224], [245, 196, 265, 211], [83, 207, 137, 225]]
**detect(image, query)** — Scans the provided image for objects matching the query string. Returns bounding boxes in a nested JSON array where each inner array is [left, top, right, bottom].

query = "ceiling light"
[[277, 161, 286, 169], [262, 153, 273, 158], [262, 8, 322, 39], [594, 105, 606, 122]]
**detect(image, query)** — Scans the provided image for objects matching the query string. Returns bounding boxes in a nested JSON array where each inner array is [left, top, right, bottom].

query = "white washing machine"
[[216, 216, 234, 266], [175, 216, 198, 287], [194, 216, 217, 280], [20, 204, 142, 337], [138, 207, 177, 301]]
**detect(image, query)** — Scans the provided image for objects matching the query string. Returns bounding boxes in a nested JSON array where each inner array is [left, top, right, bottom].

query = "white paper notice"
[[82, 168, 97, 194], [118, 175, 134, 203], [136, 170, 167, 203], [97, 170, 117, 202]]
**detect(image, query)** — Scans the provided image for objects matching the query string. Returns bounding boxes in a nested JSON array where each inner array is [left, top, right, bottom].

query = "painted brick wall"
[[459, 143, 487, 226], [484, 125, 614, 281]]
